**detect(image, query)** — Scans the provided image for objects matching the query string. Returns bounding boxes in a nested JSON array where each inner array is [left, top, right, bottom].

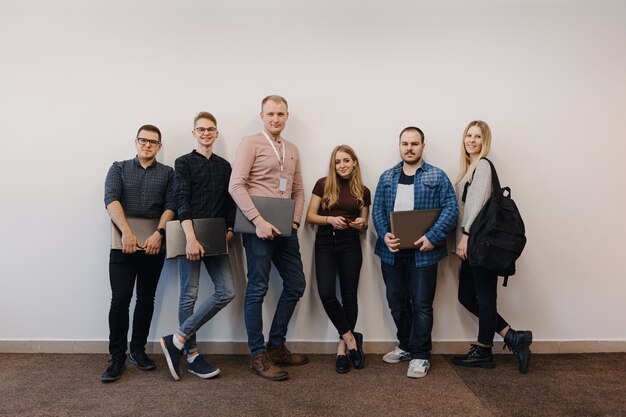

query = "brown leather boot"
[[250, 351, 289, 381], [267, 344, 309, 366]]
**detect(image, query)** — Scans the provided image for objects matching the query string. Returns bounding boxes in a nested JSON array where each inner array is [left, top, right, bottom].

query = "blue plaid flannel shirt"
[[372, 161, 458, 267]]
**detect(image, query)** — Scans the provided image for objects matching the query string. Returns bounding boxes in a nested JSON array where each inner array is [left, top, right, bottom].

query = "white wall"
[[1, 0, 625, 345]]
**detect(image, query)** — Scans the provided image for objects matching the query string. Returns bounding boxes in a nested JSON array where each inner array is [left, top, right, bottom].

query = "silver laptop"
[[111, 218, 161, 251], [390, 209, 442, 250], [234, 196, 296, 237], [165, 218, 227, 259]]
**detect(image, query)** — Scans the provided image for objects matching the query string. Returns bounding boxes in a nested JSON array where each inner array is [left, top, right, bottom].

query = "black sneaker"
[[101, 357, 126, 383], [160, 334, 183, 381], [187, 354, 220, 379], [452, 344, 496, 368], [504, 329, 533, 374], [128, 351, 156, 371]]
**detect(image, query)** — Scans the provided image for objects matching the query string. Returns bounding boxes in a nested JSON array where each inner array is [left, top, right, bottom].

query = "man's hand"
[[143, 231, 163, 255], [227, 230, 235, 248], [348, 217, 367, 231], [186, 238, 205, 261], [384, 232, 400, 252], [415, 235, 434, 252], [121, 231, 139, 254], [256, 220, 281, 240]]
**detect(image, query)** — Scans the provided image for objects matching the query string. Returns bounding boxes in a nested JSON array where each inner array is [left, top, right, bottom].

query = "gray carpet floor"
[[1, 353, 624, 416]]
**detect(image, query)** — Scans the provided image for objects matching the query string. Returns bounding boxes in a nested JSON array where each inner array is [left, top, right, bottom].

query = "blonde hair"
[[261, 95, 288, 111], [455, 120, 492, 185], [321, 145, 366, 211]]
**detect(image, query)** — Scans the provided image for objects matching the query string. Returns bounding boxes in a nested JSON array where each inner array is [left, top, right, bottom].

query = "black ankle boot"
[[503, 328, 532, 374], [452, 344, 495, 368]]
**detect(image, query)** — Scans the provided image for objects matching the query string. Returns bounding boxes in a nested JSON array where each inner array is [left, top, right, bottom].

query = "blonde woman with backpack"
[[452, 120, 533, 374]]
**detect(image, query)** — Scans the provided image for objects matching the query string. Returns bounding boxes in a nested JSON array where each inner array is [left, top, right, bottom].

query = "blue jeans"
[[242, 232, 306, 356], [381, 258, 438, 360], [178, 254, 234, 353]]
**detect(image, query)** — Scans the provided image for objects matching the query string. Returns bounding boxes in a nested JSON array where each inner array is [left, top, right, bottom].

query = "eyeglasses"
[[136, 138, 161, 146], [195, 127, 217, 134]]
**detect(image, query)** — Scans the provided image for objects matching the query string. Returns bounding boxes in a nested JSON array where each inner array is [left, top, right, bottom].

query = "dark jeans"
[[458, 260, 509, 345], [108, 249, 165, 359], [314, 226, 362, 336], [381, 257, 438, 360], [242, 232, 306, 356]]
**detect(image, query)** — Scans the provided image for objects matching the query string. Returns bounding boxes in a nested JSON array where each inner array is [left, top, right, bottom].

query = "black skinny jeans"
[[108, 249, 165, 359], [458, 260, 509, 345], [314, 226, 362, 336]]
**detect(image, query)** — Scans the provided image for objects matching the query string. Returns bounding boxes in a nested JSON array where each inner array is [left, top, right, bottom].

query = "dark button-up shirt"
[[104, 156, 176, 218], [175, 150, 236, 228]]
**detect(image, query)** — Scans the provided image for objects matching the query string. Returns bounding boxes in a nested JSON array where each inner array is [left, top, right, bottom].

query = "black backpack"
[[464, 158, 527, 286]]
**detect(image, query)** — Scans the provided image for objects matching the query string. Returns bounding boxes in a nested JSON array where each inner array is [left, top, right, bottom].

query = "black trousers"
[[108, 249, 165, 359], [458, 260, 509, 345], [314, 227, 362, 336]]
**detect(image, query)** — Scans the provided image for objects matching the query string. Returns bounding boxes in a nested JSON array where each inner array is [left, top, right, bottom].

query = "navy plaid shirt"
[[372, 161, 458, 267], [104, 156, 176, 218], [174, 150, 236, 228]]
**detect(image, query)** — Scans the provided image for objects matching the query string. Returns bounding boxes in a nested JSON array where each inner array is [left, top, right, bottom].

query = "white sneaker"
[[407, 359, 430, 378], [382, 346, 411, 364]]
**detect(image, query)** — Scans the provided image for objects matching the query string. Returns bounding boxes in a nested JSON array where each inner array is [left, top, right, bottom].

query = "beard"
[[402, 153, 422, 166]]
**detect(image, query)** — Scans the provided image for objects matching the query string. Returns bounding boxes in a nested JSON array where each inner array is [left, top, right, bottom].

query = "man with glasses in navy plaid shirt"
[[102, 124, 176, 383], [160, 112, 236, 381], [372, 126, 458, 379]]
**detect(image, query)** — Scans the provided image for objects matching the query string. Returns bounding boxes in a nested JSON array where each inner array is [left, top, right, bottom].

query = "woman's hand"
[[348, 217, 367, 231], [327, 216, 349, 229], [456, 234, 469, 260]]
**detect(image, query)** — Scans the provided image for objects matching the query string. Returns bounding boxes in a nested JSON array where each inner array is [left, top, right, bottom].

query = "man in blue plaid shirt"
[[372, 126, 457, 379]]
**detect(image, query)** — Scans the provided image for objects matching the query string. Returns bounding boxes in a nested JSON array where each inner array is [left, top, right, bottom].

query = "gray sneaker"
[[407, 359, 430, 378], [383, 346, 410, 364]]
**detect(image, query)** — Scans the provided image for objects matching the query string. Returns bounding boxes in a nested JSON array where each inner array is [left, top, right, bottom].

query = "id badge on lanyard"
[[278, 176, 288, 193], [262, 131, 288, 193]]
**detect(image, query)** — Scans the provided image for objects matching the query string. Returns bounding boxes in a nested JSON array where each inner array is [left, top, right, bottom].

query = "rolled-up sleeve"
[[104, 162, 122, 208], [229, 137, 259, 221]]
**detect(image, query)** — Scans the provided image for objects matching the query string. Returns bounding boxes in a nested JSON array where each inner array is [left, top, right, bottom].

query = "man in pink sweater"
[[229, 95, 308, 381]]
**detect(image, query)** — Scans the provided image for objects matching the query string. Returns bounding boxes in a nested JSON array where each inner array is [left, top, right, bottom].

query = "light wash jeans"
[[178, 254, 234, 353]]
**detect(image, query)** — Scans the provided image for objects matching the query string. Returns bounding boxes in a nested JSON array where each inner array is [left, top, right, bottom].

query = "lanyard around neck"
[[261, 131, 285, 172]]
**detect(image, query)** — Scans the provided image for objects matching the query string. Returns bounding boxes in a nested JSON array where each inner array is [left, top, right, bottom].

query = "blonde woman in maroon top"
[[306, 145, 371, 373]]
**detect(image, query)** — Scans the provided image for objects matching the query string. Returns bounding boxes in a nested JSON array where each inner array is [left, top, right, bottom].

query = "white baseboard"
[[1, 340, 625, 354]]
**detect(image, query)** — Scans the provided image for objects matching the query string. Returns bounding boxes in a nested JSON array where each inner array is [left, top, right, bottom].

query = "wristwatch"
[[157, 228, 166, 237]]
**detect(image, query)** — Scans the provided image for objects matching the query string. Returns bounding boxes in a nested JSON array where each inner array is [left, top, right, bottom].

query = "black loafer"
[[348, 332, 365, 369], [335, 355, 351, 373]]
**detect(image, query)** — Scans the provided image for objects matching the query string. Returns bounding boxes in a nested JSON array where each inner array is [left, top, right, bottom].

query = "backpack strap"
[[483, 158, 512, 288], [481, 157, 502, 191], [462, 157, 501, 204]]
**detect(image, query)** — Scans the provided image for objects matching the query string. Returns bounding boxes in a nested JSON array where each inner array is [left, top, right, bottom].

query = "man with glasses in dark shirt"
[[160, 112, 236, 381], [102, 124, 176, 383]]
